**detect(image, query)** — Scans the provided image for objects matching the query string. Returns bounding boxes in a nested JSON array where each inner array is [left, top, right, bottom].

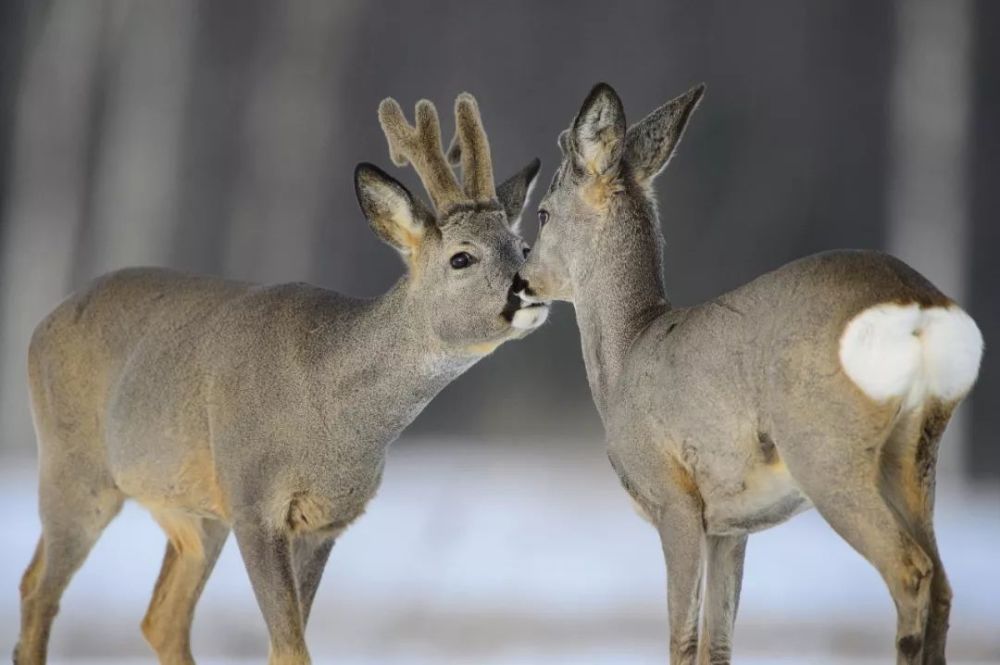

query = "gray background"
[[0, 0, 997, 473], [0, 1, 997, 662]]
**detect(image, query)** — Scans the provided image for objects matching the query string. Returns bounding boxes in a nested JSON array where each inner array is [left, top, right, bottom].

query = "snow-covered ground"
[[2, 438, 998, 663]]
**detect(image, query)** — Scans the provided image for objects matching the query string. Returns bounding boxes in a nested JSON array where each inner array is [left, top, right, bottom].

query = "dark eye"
[[522, 246, 531, 258], [449, 252, 473, 269], [538, 210, 550, 227]]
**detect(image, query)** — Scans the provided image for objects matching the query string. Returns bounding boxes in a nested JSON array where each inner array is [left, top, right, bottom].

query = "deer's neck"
[[314, 279, 477, 451], [573, 202, 669, 422]]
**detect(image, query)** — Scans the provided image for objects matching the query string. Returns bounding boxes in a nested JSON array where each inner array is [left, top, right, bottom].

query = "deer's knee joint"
[[19, 556, 44, 601], [901, 546, 933, 597], [898, 633, 923, 659], [19, 575, 38, 601], [705, 644, 733, 664], [140, 613, 187, 655], [670, 636, 698, 663], [934, 592, 952, 619], [139, 615, 163, 649], [268, 644, 312, 665], [935, 579, 953, 606]]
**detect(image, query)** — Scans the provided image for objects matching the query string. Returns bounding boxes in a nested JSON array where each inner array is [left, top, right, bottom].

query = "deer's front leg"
[[698, 534, 747, 665], [234, 520, 310, 665], [653, 462, 706, 665], [293, 534, 335, 627]]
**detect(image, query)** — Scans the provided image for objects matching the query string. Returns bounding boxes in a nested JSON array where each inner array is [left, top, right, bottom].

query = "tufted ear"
[[624, 83, 705, 183], [570, 83, 626, 177], [496, 158, 541, 233], [354, 163, 433, 263]]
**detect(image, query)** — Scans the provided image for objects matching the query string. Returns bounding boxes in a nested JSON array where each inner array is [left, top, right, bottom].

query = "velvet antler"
[[378, 98, 463, 211], [380, 93, 499, 212]]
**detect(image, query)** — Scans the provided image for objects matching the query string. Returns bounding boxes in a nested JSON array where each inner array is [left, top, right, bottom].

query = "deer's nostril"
[[511, 273, 529, 294], [501, 279, 524, 322]]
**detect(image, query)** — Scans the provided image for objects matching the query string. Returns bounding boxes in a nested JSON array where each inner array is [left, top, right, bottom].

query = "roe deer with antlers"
[[15, 93, 546, 665], [518, 83, 983, 665]]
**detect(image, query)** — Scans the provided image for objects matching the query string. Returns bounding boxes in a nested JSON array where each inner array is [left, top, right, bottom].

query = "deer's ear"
[[570, 83, 626, 177], [496, 158, 541, 233], [556, 129, 570, 156], [624, 84, 705, 183], [355, 163, 432, 260]]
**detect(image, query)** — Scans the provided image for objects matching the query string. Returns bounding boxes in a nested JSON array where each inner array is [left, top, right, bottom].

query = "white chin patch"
[[511, 305, 549, 331], [516, 289, 544, 305]]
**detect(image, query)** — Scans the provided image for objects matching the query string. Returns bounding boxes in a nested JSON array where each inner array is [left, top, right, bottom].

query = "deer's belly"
[[702, 459, 812, 536], [113, 445, 230, 521]]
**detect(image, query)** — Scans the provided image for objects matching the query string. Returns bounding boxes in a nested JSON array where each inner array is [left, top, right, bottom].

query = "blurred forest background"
[[0, 0, 997, 479], [1, 1, 999, 663]]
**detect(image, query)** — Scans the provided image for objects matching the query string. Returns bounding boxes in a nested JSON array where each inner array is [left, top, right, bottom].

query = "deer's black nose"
[[511, 272, 530, 295], [502, 273, 532, 322]]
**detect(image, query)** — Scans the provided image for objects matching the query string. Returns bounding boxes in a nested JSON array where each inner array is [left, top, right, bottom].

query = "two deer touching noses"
[[15, 84, 983, 665]]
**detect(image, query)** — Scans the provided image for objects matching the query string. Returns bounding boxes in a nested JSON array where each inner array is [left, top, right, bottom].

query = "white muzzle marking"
[[511, 304, 549, 330]]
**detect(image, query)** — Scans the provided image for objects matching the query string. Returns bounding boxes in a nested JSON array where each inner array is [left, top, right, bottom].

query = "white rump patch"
[[839, 304, 924, 401], [920, 307, 985, 401], [839, 303, 983, 407]]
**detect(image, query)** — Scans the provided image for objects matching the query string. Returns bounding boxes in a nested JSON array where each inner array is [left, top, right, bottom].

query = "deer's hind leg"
[[778, 416, 933, 665], [141, 510, 229, 664], [880, 403, 955, 665], [15, 462, 124, 665]]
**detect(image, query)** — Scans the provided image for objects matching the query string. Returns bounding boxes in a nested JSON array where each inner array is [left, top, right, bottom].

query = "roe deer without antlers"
[[518, 83, 983, 665], [15, 93, 546, 665]]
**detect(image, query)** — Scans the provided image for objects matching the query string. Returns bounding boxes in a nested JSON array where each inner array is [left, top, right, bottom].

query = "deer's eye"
[[449, 252, 474, 269], [538, 210, 550, 227]]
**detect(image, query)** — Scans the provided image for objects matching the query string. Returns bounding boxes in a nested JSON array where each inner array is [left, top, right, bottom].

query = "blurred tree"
[[0, 0, 992, 481], [970, 0, 1000, 479], [0, 0, 114, 455], [887, 0, 974, 475]]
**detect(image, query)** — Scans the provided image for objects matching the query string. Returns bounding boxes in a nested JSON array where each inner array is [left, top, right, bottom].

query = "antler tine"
[[452, 93, 496, 201], [377, 97, 463, 211]]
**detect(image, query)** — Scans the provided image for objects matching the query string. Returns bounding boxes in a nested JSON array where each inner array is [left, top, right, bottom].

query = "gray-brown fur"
[[520, 83, 982, 664], [15, 94, 542, 665]]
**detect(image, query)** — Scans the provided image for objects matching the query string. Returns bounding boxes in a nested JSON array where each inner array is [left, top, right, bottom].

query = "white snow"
[[2, 438, 998, 663]]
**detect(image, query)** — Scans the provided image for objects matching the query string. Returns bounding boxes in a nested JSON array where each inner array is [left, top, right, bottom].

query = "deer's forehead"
[[438, 210, 511, 242]]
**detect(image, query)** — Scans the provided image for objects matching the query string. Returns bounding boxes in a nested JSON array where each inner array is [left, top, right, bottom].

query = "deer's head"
[[355, 93, 546, 353], [519, 83, 705, 304]]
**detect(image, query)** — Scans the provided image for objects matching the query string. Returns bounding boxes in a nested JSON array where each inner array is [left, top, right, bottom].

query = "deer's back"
[[620, 249, 950, 422], [30, 267, 252, 416]]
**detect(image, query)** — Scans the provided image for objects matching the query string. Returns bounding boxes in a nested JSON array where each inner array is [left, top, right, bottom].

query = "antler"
[[451, 93, 495, 201], [378, 98, 463, 211], [379, 93, 498, 212]]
